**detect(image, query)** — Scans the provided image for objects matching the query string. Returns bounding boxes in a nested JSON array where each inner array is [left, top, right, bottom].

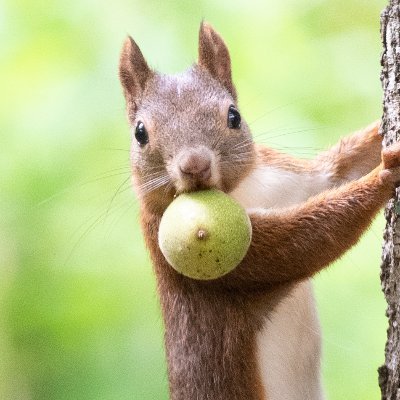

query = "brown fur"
[[140, 161, 396, 400], [119, 23, 397, 400], [143, 210, 270, 400], [222, 166, 393, 288], [255, 121, 382, 179], [255, 144, 312, 173], [119, 36, 153, 112], [315, 121, 382, 184], [198, 22, 237, 100]]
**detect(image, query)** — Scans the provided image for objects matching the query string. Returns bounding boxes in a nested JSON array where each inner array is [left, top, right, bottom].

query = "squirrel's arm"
[[315, 121, 382, 184], [221, 148, 398, 290], [254, 121, 382, 196]]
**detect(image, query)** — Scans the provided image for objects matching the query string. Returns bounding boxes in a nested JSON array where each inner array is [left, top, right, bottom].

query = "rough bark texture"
[[379, 2, 400, 399]]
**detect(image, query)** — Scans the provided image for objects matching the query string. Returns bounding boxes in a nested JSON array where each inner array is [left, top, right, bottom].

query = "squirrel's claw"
[[380, 142, 400, 184]]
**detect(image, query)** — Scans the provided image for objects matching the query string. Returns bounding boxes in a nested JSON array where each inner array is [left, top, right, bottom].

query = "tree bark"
[[379, 2, 400, 399]]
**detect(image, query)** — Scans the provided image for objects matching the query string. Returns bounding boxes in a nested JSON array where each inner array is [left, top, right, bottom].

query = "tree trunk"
[[379, 2, 400, 399]]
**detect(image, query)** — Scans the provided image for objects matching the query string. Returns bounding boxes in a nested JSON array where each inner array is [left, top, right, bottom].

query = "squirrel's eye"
[[135, 121, 149, 146], [227, 105, 241, 129]]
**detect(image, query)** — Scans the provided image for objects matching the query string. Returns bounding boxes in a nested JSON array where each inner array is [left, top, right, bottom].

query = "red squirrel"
[[119, 22, 400, 400]]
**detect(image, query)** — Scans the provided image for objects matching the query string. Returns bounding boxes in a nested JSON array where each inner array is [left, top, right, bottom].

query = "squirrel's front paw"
[[380, 142, 400, 184]]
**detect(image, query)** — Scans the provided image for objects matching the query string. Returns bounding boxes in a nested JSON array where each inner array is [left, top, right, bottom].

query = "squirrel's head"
[[119, 22, 256, 213]]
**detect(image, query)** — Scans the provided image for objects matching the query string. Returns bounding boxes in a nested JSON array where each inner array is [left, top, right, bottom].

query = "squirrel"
[[119, 21, 400, 400]]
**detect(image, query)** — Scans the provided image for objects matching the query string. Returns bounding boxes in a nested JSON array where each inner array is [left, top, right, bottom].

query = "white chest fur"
[[229, 165, 330, 400], [230, 165, 332, 209]]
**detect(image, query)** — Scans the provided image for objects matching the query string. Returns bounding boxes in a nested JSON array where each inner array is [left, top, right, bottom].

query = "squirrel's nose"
[[178, 150, 212, 180]]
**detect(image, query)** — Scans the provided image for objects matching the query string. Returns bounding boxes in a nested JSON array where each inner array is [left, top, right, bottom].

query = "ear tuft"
[[119, 36, 152, 103], [198, 22, 236, 99]]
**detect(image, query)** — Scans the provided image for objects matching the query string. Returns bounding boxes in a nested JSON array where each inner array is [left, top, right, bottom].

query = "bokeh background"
[[0, 0, 389, 398]]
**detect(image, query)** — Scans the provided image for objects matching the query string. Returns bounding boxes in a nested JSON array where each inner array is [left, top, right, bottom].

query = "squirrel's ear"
[[198, 22, 237, 100], [119, 36, 153, 104]]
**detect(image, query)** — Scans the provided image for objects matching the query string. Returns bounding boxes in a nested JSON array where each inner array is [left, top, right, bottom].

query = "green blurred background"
[[0, 0, 389, 398]]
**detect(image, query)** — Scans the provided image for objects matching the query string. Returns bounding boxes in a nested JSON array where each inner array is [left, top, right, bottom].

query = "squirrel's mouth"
[[174, 174, 222, 194], [169, 146, 222, 194]]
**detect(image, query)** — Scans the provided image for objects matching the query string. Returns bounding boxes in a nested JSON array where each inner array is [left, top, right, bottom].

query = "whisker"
[[36, 168, 131, 207], [142, 170, 170, 180], [141, 183, 170, 196], [104, 197, 138, 239], [255, 127, 322, 142], [103, 175, 133, 223], [252, 126, 287, 138], [266, 128, 320, 140], [140, 175, 171, 195], [268, 144, 323, 150], [139, 165, 169, 176], [229, 151, 255, 159], [101, 148, 130, 153], [231, 149, 255, 155], [63, 195, 134, 266], [140, 174, 170, 188], [273, 150, 319, 157], [247, 97, 306, 126], [231, 138, 254, 151]]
